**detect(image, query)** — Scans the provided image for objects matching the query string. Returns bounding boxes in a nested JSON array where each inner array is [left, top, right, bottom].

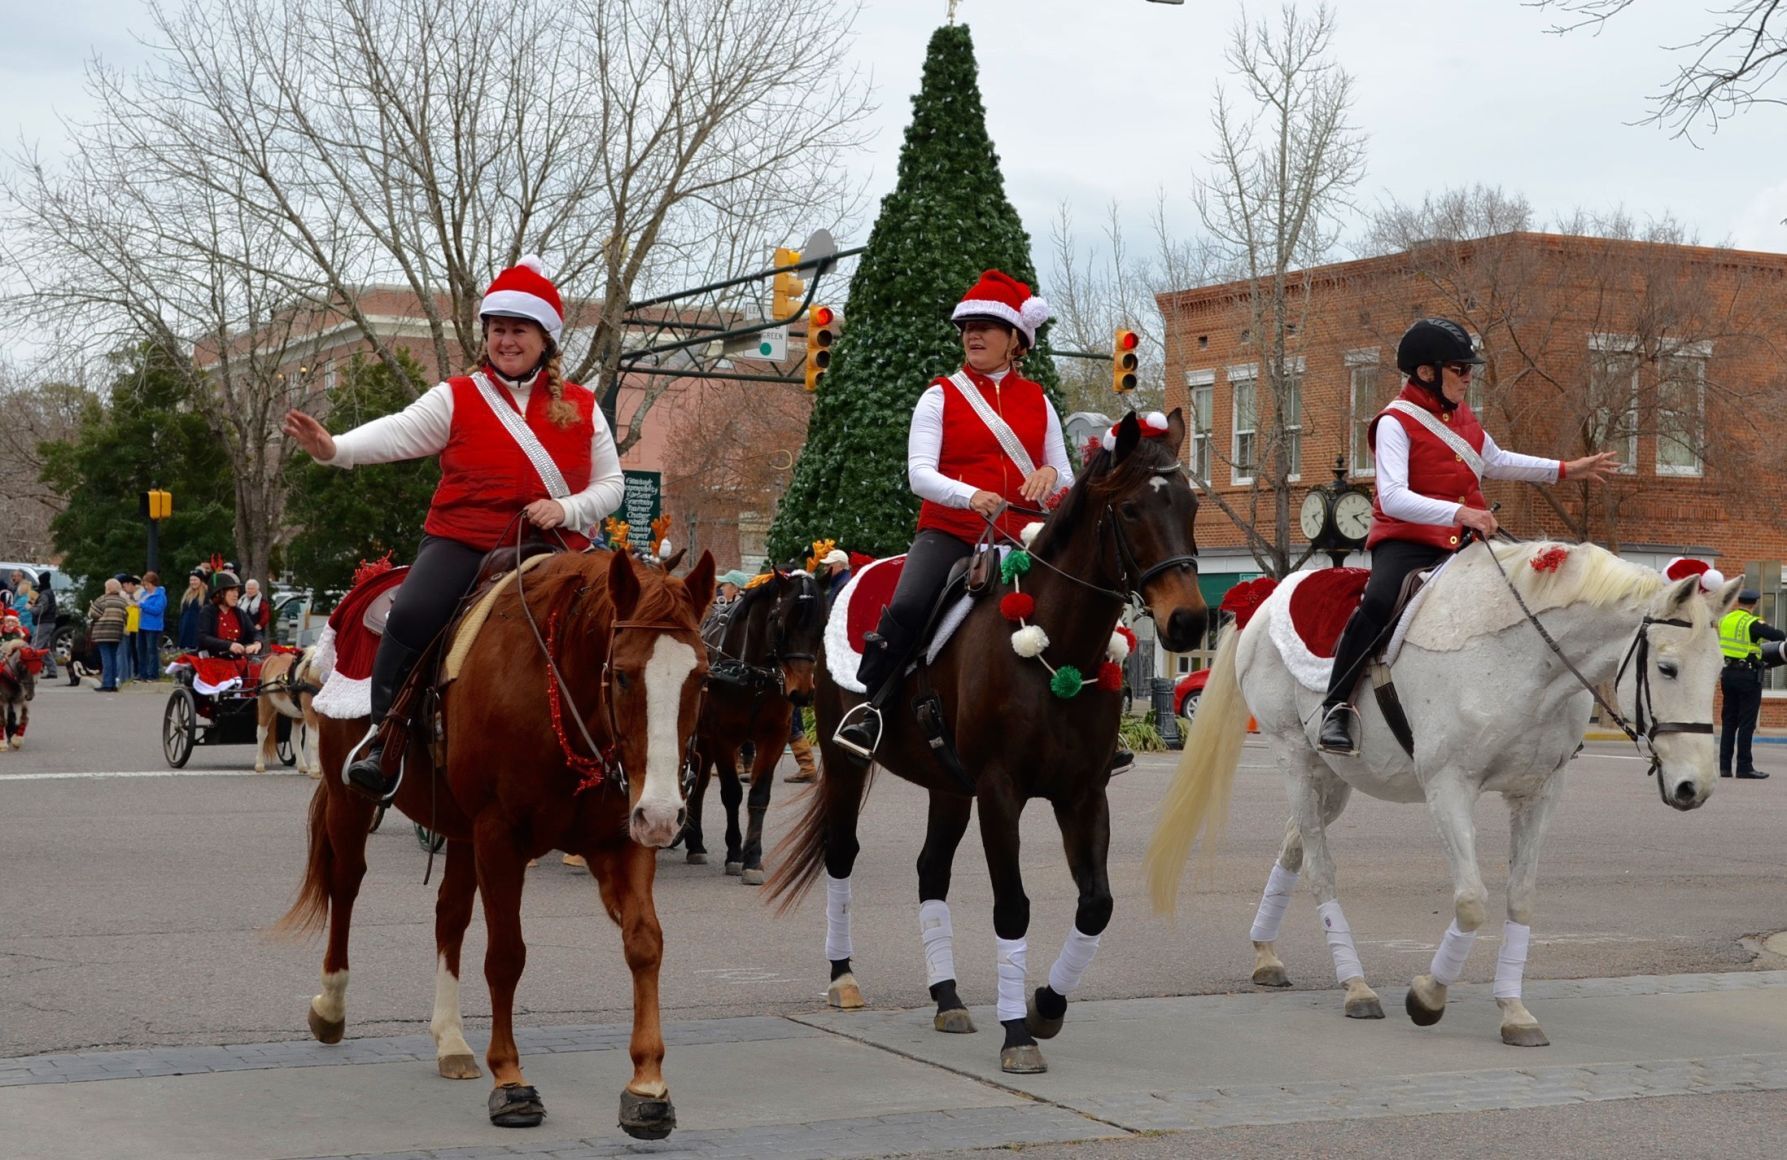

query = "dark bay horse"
[[684, 570, 823, 883], [279, 549, 714, 1137], [768, 410, 1207, 1074]]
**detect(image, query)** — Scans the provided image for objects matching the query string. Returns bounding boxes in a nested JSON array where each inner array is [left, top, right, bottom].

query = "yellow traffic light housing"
[[771, 247, 804, 320], [1112, 328, 1139, 393], [805, 305, 837, 393], [140, 489, 173, 520]]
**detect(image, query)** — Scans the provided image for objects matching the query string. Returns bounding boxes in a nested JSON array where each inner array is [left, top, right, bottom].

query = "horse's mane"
[[524, 551, 698, 631], [1488, 541, 1677, 617], [1029, 431, 1183, 561]]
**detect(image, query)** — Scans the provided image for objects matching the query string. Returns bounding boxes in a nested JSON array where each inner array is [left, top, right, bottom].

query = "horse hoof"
[[1404, 987, 1445, 1027], [618, 1088, 676, 1140], [307, 1005, 345, 1045], [827, 974, 865, 1010], [740, 867, 765, 886], [437, 1052, 481, 1079], [1026, 990, 1065, 1041], [488, 1083, 545, 1128], [933, 1007, 976, 1034], [724, 861, 743, 876], [1252, 964, 1291, 988], [254, 762, 266, 773], [685, 851, 708, 865], [1502, 1023, 1550, 1047], [1000, 1044, 1047, 1074], [1345, 996, 1385, 1020]]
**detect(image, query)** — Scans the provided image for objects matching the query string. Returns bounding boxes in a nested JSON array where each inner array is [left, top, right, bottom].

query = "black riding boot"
[[1318, 609, 1384, 757], [344, 634, 426, 802], [836, 610, 921, 757]]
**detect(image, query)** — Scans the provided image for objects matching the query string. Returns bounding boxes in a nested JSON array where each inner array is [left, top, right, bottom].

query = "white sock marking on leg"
[[430, 955, 473, 1058], [313, 968, 349, 1022]]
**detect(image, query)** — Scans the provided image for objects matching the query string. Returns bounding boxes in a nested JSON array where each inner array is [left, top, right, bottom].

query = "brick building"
[[1157, 231, 1787, 720]]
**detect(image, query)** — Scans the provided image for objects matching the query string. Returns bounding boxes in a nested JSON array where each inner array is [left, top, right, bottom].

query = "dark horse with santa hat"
[[767, 269, 1209, 1075]]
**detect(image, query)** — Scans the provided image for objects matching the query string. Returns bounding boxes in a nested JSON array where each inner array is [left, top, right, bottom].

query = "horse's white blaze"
[[631, 636, 697, 847], [429, 956, 472, 1060], [312, 968, 348, 1022]]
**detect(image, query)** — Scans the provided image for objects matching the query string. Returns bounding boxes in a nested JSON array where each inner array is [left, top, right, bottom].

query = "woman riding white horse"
[[1147, 538, 1737, 1047]]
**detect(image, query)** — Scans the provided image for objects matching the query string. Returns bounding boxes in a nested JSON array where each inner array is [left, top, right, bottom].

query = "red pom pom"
[[1115, 625, 1138, 651], [1218, 576, 1280, 630], [352, 551, 396, 588], [1097, 661, 1125, 692], [1000, 592, 1035, 622], [1082, 436, 1104, 463], [1530, 546, 1568, 573]]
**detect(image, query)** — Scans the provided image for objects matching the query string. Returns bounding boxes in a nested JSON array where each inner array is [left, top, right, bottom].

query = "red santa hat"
[[951, 269, 1052, 348], [1101, 411, 1172, 452], [480, 255, 564, 344], [1664, 556, 1726, 593]]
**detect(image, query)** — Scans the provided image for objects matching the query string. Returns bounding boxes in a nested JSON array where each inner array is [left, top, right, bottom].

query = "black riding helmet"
[[1397, 317, 1483, 409], [210, 571, 242, 601]]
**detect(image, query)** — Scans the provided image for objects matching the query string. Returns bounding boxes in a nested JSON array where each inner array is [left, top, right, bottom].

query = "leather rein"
[[982, 489, 1199, 616], [705, 573, 820, 698]]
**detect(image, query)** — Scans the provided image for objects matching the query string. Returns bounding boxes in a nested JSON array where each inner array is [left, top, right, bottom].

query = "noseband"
[[1099, 503, 1199, 603]]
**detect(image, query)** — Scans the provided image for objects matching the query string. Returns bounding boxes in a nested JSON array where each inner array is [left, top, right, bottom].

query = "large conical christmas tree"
[[768, 23, 1060, 562]]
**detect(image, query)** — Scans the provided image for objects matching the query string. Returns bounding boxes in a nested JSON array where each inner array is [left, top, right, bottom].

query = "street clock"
[[1299, 456, 1375, 568]]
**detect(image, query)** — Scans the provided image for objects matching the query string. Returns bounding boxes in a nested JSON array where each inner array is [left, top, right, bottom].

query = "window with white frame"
[[1588, 335, 1639, 473], [1656, 345, 1708, 475], [1282, 367, 1303, 479], [1346, 349, 1382, 474], [1230, 365, 1256, 484], [1186, 369, 1215, 484]]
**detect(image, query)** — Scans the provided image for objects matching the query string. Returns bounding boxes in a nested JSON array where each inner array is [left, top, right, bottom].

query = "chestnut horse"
[[768, 410, 1208, 1074], [278, 549, 714, 1137], [255, 647, 322, 775], [684, 570, 824, 882]]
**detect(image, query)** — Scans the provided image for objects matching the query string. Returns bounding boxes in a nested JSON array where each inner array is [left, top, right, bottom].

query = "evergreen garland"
[[768, 24, 1060, 561]]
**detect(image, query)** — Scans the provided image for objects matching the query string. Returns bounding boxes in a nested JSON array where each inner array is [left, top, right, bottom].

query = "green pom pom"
[[1001, 550, 1033, 583], [1050, 665, 1084, 699]]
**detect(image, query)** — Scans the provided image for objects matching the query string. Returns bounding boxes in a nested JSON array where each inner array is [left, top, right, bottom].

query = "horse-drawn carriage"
[[161, 650, 315, 771]]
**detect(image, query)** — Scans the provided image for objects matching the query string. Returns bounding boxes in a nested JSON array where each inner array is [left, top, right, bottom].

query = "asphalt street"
[[4, 676, 1785, 1061]]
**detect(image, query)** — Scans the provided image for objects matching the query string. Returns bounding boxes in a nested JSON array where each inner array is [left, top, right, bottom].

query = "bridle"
[[704, 573, 820, 698], [1481, 541, 1713, 797]]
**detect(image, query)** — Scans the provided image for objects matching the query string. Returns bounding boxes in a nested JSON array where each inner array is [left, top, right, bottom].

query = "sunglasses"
[[1443, 362, 1477, 377]]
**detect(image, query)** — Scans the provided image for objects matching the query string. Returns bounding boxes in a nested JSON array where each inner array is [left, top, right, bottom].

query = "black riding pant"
[[366, 535, 485, 723], [1719, 665, 1764, 774], [1322, 539, 1451, 708], [885, 530, 975, 634]]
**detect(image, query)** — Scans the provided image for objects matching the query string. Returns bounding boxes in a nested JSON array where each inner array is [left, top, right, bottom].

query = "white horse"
[[1147, 541, 1738, 1046]]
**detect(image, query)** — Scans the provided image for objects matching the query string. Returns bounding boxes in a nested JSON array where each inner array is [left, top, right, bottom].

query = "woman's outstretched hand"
[[282, 409, 337, 462]]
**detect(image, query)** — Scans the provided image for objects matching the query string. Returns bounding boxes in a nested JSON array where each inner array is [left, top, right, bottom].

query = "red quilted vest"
[[425, 373, 595, 551], [1364, 381, 1487, 552], [915, 367, 1051, 544]]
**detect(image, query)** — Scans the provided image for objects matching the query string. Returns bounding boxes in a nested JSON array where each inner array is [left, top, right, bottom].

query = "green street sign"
[[621, 470, 662, 533]]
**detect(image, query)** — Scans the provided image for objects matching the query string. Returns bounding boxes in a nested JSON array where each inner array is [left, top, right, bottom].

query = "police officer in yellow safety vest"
[[1718, 589, 1787, 779]]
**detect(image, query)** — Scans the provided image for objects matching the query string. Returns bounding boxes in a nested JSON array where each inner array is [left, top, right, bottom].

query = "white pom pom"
[[1010, 624, 1050, 659], [1702, 568, 1726, 592], [1020, 522, 1044, 549], [517, 254, 545, 275], [1106, 631, 1131, 664], [1020, 295, 1053, 327], [1144, 410, 1169, 431], [1101, 431, 1116, 452]]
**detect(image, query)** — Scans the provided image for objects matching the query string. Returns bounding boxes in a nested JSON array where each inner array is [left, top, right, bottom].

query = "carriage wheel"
[[414, 822, 446, 853], [162, 688, 197, 768], [276, 717, 298, 767]]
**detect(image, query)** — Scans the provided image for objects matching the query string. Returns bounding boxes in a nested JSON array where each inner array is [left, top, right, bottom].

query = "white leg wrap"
[[918, 899, 956, 987], [1493, 921, 1531, 1000], [1046, 925, 1102, 998], [1429, 920, 1478, 986], [995, 936, 1028, 1023], [1250, 864, 1299, 943], [1316, 899, 1364, 984], [825, 874, 853, 962]]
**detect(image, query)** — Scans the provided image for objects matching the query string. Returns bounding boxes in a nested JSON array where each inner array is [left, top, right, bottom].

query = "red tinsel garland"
[[352, 551, 397, 589], [544, 609, 612, 795], [1530, 546, 1568, 573]]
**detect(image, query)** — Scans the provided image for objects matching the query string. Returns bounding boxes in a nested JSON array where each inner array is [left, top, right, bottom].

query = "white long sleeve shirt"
[[907, 370, 1074, 507], [323, 372, 626, 532], [1374, 417, 1562, 526]]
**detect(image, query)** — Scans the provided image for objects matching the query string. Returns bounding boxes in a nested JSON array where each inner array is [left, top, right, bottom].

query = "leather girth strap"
[[1369, 662, 1416, 758]]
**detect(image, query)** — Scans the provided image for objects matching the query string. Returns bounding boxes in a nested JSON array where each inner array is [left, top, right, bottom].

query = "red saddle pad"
[[1286, 568, 1370, 658], [842, 556, 905, 657]]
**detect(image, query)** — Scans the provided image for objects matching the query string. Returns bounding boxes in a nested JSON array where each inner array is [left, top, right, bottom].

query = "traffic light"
[[771, 247, 804, 320], [805, 306, 837, 393], [139, 489, 173, 520], [1112, 328, 1139, 393]]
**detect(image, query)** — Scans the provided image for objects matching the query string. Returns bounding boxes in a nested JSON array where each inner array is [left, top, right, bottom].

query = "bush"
[[1118, 714, 1166, 753]]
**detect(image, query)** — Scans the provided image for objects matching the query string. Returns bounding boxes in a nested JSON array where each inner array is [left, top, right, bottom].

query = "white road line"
[[0, 769, 310, 782]]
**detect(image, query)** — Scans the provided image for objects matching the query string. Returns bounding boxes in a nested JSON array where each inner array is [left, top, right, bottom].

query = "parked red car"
[[1173, 670, 1210, 719]]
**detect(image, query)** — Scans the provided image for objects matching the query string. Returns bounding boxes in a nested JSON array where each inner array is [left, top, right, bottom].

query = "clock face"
[[1299, 490, 1329, 540], [1334, 490, 1374, 543]]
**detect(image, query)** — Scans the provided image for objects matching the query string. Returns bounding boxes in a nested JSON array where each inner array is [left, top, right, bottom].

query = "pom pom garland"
[[1000, 550, 1033, 583], [1000, 592, 1036, 622], [1096, 661, 1125, 693], [1106, 630, 1131, 664], [1010, 624, 1050, 658], [1050, 665, 1084, 699], [1020, 522, 1044, 549]]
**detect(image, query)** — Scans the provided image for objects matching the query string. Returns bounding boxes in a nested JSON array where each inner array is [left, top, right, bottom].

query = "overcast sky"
[[7, 0, 1785, 302]]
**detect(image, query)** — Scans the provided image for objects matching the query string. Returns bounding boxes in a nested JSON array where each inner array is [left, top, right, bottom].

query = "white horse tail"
[[1145, 622, 1250, 917]]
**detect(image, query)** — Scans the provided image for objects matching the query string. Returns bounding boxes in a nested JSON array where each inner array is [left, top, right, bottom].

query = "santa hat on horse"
[[481, 255, 564, 345], [1664, 557, 1726, 594], [951, 270, 1052, 349]]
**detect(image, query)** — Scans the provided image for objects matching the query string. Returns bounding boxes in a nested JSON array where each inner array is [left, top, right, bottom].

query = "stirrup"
[[343, 724, 405, 804], [1317, 704, 1360, 757], [832, 702, 882, 761]]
